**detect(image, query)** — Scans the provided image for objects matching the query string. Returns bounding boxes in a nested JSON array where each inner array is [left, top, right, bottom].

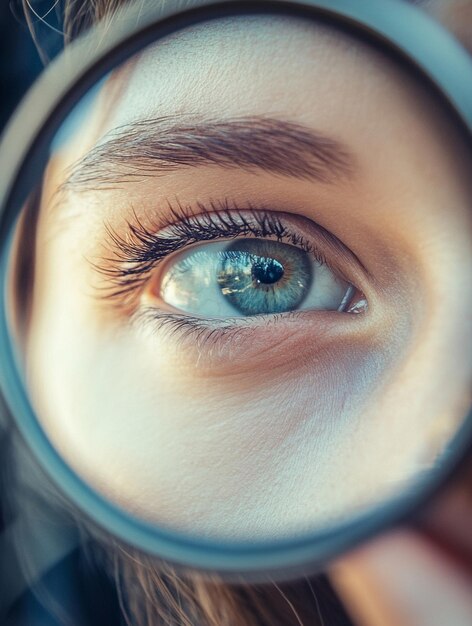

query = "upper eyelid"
[[91, 200, 370, 306], [103, 199, 363, 271]]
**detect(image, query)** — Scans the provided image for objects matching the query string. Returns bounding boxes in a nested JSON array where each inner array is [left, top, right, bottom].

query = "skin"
[[12, 13, 472, 542]]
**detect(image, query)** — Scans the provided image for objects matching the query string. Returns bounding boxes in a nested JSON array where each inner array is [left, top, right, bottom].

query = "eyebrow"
[[60, 115, 356, 193]]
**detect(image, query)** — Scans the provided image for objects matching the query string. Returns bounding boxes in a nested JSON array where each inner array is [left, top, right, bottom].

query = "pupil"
[[252, 258, 284, 285]]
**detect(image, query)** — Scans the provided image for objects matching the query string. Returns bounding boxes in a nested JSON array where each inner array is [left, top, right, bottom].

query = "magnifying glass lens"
[[1, 2, 472, 574]]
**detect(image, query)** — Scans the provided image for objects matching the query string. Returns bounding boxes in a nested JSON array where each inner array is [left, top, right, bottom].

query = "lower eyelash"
[[132, 291, 367, 349], [132, 307, 304, 350]]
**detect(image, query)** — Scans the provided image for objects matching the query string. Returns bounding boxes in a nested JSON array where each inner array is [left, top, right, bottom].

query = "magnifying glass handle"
[[330, 456, 472, 626], [414, 454, 472, 574]]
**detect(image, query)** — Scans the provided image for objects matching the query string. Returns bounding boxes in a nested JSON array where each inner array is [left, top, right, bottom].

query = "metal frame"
[[0, 0, 471, 579]]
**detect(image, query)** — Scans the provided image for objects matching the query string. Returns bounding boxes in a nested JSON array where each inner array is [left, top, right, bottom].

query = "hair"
[[11, 2, 357, 625]]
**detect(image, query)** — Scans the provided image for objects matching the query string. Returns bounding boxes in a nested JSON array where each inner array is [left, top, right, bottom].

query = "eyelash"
[[93, 197, 341, 310]]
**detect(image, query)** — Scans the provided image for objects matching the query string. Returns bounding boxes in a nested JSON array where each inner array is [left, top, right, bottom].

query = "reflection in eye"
[[158, 238, 354, 317], [96, 200, 366, 324]]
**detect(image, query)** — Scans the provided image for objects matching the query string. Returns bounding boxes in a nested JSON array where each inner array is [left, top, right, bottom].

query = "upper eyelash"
[[92, 197, 331, 306]]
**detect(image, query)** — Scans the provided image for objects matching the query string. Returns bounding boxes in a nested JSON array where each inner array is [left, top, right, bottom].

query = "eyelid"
[[91, 197, 369, 314], [129, 305, 370, 374]]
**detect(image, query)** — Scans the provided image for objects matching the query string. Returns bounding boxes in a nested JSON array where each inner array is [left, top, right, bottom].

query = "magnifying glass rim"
[[0, 0, 471, 579]]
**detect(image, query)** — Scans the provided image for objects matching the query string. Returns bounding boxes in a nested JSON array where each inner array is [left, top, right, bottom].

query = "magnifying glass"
[[0, 0, 471, 585]]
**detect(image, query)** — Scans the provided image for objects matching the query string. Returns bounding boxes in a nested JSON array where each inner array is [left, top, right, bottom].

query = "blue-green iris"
[[217, 239, 312, 315]]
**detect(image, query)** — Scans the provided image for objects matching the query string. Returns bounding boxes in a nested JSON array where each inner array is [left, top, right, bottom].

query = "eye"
[[149, 237, 355, 317], [94, 201, 368, 326]]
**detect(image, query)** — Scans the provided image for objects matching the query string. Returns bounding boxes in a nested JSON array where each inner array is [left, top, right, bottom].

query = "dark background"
[[0, 0, 61, 132]]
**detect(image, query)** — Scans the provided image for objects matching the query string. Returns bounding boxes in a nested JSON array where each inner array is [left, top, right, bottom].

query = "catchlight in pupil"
[[252, 258, 284, 285]]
